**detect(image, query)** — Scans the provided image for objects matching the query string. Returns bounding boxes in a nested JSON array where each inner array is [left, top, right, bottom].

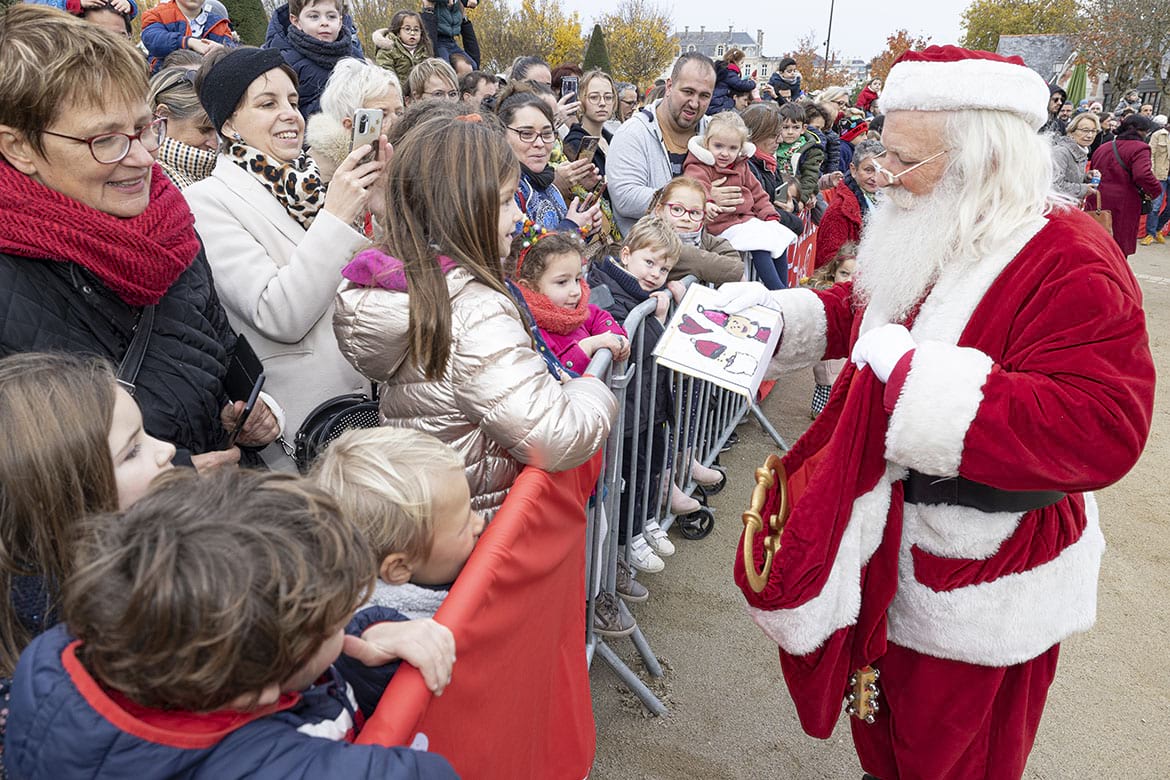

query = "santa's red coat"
[[735, 208, 1155, 772]]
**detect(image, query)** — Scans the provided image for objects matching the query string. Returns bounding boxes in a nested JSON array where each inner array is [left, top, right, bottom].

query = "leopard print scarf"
[[227, 142, 325, 230]]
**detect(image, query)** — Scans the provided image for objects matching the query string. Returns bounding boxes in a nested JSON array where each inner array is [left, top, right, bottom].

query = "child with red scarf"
[[510, 227, 630, 376]]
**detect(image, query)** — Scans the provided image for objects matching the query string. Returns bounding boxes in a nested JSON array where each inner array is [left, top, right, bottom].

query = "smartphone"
[[351, 108, 383, 164], [228, 371, 265, 447], [576, 135, 600, 165], [560, 75, 578, 100], [580, 178, 606, 211]]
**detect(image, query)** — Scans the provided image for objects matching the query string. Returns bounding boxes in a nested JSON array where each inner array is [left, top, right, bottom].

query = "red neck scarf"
[[517, 280, 592, 335], [0, 160, 199, 306], [754, 149, 778, 173]]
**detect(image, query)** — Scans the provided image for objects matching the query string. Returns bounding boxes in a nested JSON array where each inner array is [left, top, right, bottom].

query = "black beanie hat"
[[198, 47, 290, 132]]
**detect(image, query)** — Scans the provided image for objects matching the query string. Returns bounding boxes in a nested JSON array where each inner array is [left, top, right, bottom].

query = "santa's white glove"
[[710, 281, 778, 313], [851, 323, 915, 383]]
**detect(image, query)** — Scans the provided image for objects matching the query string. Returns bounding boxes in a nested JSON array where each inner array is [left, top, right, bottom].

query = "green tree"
[[582, 23, 613, 74], [959, 0, 1080, 52], [595, 0, 674, 89], [868, 29, 932, 83], [222, 0, 269, 45]]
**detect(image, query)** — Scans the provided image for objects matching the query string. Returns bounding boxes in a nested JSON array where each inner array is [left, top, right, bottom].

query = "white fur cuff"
[[768, 288, 828, 372], [884, 341, 994, 477]]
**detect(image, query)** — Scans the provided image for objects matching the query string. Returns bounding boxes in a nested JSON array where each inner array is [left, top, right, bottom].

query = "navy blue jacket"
[[707, 61, 756, 115], [264, 3, 364, 60], [767, 72, 802, 104], [4, 614, 458, 780]]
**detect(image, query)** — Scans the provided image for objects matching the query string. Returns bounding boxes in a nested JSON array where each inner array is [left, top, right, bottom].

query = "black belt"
[[901, 470, 1066, 513]]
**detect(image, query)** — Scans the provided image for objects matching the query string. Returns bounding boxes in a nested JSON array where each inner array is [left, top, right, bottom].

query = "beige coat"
[[184, 158, 371, 468], [1150, 128, 1169, 181], [334, 267, 617, 515]]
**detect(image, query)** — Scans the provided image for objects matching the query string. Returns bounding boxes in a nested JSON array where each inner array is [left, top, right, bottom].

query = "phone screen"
[[561, 76, 579, 100]]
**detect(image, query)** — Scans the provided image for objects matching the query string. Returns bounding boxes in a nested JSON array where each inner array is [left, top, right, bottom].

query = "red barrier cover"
[[787, 212, 818, 287], [356, 454, 603, 780]]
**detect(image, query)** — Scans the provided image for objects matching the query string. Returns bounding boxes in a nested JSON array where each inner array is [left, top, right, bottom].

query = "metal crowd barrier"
[[584, 276, 787, 715]]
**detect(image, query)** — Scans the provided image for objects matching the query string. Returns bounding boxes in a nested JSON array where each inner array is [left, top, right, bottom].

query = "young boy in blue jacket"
[[3, 469, 458, 780]]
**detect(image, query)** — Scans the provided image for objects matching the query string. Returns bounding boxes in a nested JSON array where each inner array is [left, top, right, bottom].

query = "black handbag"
[[1112, 140, 1155, 214], [291, 390, 381, 474]]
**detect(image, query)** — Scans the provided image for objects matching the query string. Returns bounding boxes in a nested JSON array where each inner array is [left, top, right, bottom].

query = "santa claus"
[[715, 47, 1156, 779]]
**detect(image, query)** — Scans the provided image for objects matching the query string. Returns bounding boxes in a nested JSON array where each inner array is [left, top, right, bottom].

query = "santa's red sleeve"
[[767, 281, 855, 375], [883, 239, 1154, 493]]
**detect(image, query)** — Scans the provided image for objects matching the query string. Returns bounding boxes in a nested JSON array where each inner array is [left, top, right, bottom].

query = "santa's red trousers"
[[851, 642, 1060, 780]]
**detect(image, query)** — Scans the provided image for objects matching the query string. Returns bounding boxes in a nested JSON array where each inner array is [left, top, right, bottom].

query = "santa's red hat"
[[693, 339, 726, 359], [882, 45, 1050, 130]]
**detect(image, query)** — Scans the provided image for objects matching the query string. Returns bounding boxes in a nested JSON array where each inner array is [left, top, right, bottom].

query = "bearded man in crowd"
[[719, 46, 1155, 779]]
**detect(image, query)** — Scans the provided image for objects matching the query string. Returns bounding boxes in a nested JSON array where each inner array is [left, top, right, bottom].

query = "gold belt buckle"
[[846, 666, 880, 724]]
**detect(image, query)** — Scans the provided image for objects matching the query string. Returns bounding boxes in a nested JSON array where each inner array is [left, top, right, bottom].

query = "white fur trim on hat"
[[882, 57, 1051, 130]]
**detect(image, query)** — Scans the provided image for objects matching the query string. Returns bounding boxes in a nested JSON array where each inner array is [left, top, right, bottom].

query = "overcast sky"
[[553, 0, 973, 62]]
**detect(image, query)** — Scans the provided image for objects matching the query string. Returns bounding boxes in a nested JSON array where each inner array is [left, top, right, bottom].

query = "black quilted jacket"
[[0, 249, 236, 458]]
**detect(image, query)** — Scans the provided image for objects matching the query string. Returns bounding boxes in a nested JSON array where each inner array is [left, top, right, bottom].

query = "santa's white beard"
[[854, 180, 966, 325]]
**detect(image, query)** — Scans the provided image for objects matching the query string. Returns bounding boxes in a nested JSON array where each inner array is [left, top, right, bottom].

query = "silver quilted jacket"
[[334, 267, 616, 515]]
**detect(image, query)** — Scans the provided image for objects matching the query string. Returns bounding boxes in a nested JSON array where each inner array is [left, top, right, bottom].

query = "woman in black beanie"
[[184, 46, 387, 469]]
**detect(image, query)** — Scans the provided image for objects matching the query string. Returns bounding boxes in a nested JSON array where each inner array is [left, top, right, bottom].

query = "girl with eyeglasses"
[[372, 10, 433, 89], [650, 177, 743, 284]]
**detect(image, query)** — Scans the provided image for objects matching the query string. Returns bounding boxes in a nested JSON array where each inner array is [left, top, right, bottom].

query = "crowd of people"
[[0, 2, 1159, 778]]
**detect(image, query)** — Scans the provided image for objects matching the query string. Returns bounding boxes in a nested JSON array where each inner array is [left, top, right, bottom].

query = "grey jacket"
[[334, 268, 616, 516], [606, 100, 709, 234], [1051, 135, 1091, 200]]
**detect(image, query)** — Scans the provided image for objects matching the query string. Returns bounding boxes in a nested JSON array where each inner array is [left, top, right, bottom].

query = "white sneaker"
[[628, 534, 665, 573], [641, 519, 676, 556]]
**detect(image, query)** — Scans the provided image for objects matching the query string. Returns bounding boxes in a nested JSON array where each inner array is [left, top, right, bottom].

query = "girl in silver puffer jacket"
[[333, 117, 616, 516]]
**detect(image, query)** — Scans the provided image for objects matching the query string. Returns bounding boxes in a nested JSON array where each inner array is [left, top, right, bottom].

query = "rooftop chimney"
[[758, 29, 764, 48], [684, 25, 689, 36], [700, 25, 705, 35]]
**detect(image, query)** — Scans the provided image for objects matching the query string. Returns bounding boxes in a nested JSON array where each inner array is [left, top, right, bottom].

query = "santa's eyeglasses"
[[870, 149, 947, 185]]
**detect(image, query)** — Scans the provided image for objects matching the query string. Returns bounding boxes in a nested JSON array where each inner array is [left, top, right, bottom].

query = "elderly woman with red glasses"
[[0, 6, 279, 472]]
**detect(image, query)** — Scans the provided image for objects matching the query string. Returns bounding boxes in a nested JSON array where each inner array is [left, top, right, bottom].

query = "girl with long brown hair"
[[333, 116, 615, 516], [0, 352, 175, 677]]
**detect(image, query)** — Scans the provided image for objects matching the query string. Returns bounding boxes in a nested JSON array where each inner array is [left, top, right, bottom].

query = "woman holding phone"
[[185, 47, 386, 468], [564, 69, 618, 176], [496, 89, 602, 236]]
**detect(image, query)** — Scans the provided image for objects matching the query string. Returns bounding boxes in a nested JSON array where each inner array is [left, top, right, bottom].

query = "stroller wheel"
[[677, 507, 715, 540]]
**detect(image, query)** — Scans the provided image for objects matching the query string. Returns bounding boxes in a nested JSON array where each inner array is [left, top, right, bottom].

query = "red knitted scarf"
[[518, 280, 592, 335], [0, 161, 199, 306]]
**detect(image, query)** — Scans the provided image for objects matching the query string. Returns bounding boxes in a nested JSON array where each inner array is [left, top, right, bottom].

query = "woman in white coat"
[[185, 47, 386, 467]]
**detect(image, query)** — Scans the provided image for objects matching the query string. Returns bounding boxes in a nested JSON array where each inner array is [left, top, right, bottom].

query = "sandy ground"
[[589, 243, 1170, 779]]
